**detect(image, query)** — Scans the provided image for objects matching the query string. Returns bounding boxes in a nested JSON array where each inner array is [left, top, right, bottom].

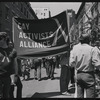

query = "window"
[[5, 6, 9, 20], [26, 11, 28, 18], [16, 2, 19, 11], [16, 2, 18, 5], [91, 8, 94, 16], [0, 23, 1, 31], [24, 7, 26, 16], [0, 9, 2, 17], [5, 28, 10, 35], [16, 14, 19, 18], [44, 9, 47, 11], [12, 10, 16, 17], [21, 3, 23, 13], [68, 12, 72, 17], [12, 2, 15, 4]]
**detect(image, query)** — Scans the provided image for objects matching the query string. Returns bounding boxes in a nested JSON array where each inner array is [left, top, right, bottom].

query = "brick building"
[[0, 2, 38, 41], [69, 2, 100, 45]]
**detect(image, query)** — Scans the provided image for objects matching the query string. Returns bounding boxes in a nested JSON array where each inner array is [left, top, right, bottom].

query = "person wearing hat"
[[69, 33, 100, 98], [0, 32, 17, 98]]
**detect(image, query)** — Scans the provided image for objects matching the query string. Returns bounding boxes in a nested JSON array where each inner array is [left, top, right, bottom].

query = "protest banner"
[[13, 11, 70, 58]]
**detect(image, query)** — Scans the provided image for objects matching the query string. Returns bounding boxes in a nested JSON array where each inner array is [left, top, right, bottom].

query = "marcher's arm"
[[69, 50, 76, 68], [10, 57, 18, 85], [10, 49, 18, 85], [92, 47, 100, 69]]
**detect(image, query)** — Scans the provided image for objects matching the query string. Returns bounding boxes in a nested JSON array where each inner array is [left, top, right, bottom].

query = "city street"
[[1, 2, 100, 99], [14, 67, 75, 98]]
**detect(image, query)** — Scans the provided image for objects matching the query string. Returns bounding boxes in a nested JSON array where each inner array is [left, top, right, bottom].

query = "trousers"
[[10, 75, 23, 98], [0, 76, 11, 98], [60, 65, 71, 93], [33, 65, 41, 80], [76, 72, 95, 98], [46, 61, 56, 78]]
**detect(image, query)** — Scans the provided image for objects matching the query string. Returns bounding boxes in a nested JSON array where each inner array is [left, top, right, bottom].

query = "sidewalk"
[[14, 67, 75, 98]]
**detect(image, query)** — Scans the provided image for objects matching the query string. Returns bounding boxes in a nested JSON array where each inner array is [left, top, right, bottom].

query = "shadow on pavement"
[[25, 78, 34, 81], [40, 77, 60, 81], [54, 77, 60, 80], [40, 77, 49, 81], [31, 91, 61, 98]]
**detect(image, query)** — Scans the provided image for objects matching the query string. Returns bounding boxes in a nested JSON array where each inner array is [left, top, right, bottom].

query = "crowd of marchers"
[[1, 31, 100, 98]]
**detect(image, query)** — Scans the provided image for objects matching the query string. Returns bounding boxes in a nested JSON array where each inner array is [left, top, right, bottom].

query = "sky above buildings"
[[30, 2, 82, 17]]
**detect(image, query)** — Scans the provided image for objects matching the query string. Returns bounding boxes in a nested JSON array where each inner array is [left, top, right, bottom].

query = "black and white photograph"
[[0, 2, 100, 98]]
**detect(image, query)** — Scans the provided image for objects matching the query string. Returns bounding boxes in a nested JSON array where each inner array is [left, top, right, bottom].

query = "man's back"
[[70, 43, 100, 72], [69, 33, 100, 98], [73, 44, 94, 72]]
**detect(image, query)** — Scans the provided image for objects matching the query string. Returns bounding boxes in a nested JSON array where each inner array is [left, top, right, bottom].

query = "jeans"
[[76, 72, 95, 98], [60, 65, 71, 93], [70, 67, 75, 84], [0, 76, 11, 98]]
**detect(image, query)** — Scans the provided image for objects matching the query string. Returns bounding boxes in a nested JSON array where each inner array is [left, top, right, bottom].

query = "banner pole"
[[12, 16, 18, 42], [12, 16, 14, 42], [65, 10, 70, 44], [66, 10, 77, 98]]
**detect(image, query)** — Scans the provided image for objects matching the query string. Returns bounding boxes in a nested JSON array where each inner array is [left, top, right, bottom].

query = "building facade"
[[67, 9, 76, 30], [0, 2, 38, 41], [69, 2, 100, 45], [66, 9, 76, 44], [33, 8, 51, 19]]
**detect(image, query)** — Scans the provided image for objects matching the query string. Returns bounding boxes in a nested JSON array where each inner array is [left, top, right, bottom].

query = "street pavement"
[[14, 67, 75, 98]]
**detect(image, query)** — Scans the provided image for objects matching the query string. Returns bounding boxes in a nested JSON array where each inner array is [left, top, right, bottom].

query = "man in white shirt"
[[70, 33, 100, 98]]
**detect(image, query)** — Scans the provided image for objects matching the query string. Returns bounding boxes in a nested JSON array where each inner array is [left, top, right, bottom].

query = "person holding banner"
[[51, 56, 56, 80], [59, 52, 71, 95], [69, 33, 100, 98]]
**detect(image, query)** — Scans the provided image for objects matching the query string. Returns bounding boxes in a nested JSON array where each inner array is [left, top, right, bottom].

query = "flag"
[[13, 11, 70, 58]]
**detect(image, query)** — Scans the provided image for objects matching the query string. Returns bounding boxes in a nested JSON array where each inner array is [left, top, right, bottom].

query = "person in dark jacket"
[[59, 52, 71, 95], [0, 32, 16, 98]]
